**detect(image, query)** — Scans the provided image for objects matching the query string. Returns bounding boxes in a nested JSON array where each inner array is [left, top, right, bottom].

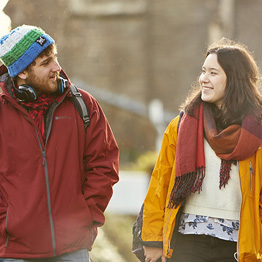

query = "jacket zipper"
[[5, 208, 9, 247], [35, 129, 57, 257], [249, 161, 254, 192], [20, 112, 57, 255], [6, 90, 68, 256], [35, 96, 67, 256], [236, 161, 254, 261], [164, 207, 174, 255], [236, 161, 243, 262]]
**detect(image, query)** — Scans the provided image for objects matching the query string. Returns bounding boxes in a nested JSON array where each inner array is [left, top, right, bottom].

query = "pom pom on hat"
[[0, 25, 55, 77]]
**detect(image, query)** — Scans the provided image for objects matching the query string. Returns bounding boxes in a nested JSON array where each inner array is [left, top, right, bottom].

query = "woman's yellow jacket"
[[141, 115, 262, 261]]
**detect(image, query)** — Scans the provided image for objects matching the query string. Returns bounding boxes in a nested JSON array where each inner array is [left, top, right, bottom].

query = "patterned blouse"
[[179, 213, 239, 242]]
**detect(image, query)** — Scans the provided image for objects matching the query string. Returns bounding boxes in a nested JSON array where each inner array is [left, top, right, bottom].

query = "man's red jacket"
[[0, 65, 119, 258]]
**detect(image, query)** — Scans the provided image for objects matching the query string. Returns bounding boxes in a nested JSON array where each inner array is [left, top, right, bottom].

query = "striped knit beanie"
[[0, 25, 54, 77]]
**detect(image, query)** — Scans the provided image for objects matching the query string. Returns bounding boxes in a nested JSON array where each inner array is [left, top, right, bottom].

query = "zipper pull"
[[249, 161, 254, 192], [249, 161, 254, 174]]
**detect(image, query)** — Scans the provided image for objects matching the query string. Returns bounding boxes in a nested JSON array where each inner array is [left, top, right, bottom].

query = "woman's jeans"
[[167, 233, 237, 262], [0, 249, 89, 262]]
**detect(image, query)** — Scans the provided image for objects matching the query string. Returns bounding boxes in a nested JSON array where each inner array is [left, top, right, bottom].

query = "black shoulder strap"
[[177, 110, 184, 132], [70, 84, 90, 129]]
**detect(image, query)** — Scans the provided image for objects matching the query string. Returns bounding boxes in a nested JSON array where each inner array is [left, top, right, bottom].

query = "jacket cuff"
[[142, 241, 163, 248]]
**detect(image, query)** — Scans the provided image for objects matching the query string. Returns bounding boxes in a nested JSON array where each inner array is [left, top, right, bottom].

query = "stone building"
[[4, 0, 262, 164]]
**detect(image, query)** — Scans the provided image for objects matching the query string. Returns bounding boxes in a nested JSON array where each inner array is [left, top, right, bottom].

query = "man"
[[0, 25, 119, 261]]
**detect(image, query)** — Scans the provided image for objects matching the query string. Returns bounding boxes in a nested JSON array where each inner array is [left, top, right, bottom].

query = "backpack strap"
[[177, 110, 184, 132], [70, 84, 90, 129]]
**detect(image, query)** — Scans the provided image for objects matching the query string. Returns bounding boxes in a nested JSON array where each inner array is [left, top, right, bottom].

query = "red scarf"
[[168, 103, 262, 208], [17, 94, 56, 140]]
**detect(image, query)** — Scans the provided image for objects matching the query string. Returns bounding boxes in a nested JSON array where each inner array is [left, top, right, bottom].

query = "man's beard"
[[25, 73, 59, 95]]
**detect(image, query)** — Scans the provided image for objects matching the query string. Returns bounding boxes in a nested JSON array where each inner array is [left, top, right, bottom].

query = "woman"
[[141, 38, 262, 262]]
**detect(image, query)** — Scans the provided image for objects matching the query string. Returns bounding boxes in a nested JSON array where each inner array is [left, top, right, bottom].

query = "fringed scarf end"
[[168, 166, 205, 208], [219, 159, 232, 189]]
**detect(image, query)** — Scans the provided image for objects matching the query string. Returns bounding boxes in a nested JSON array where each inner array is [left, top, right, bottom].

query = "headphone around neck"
[[12, 76, 69, 102]]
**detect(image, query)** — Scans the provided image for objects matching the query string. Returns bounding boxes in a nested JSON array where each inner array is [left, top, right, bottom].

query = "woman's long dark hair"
[[181, 38, 262, 128]]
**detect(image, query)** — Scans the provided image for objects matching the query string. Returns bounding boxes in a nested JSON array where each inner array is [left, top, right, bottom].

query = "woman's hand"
[[143, 246, 166, 262]]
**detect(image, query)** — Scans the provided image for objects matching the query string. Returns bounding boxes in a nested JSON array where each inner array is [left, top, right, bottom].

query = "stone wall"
[[4, 0, 262, 164]]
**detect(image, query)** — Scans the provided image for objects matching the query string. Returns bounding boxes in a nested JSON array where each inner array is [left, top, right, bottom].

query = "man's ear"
[[17, 70, 28, 80]]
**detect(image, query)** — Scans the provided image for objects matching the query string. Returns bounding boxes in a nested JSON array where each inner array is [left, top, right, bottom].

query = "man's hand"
[[143, 246, 166, 262]]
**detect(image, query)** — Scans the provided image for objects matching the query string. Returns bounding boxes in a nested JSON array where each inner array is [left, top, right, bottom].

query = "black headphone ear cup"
[[15, 85, 38, 102], [57, 77, 69, 95]]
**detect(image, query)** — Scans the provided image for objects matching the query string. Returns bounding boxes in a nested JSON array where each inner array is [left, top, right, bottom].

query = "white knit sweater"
[[182, 139, 242, 220]]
